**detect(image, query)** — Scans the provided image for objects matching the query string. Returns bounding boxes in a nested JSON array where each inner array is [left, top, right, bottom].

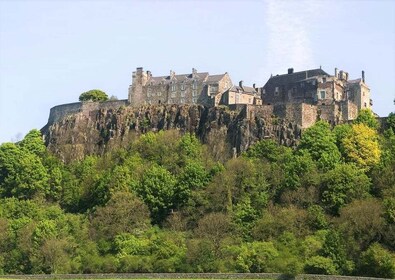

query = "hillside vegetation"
[[0, 110, 394, 277]]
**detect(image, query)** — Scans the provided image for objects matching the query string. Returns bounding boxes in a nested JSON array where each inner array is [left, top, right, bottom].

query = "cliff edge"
[[41, 102, 302, 162]]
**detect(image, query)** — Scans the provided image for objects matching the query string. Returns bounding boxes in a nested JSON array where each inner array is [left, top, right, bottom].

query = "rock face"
[[42, 104, 302, 162]]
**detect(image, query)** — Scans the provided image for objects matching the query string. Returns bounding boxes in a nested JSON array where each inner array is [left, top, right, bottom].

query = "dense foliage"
[[79, 89, 109, 102], [0, 111, 394, 277]]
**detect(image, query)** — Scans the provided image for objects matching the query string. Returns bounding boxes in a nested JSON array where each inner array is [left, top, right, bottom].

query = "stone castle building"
[[262, 67, 371, 121], [128, 67, 262, 108], [128, 66, 370, 125]]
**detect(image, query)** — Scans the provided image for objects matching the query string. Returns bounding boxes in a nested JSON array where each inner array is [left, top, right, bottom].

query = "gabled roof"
[[206, 74, 226, 83], [263, 68, 330, 88], [230, 85, 257, 95]]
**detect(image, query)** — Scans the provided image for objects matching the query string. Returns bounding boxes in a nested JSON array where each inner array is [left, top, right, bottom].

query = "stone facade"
[[261, 67, 372, 123], [220, 81, 262, 106], [128, 67, 260, 108]]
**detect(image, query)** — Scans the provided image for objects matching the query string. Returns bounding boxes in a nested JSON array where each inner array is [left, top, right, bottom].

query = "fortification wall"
[[47, 100, 128, 125], [318, 104, 336, 124], [301, 104, 318, 128]]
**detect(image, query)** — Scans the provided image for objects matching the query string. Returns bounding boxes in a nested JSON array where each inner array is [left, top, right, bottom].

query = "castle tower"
[[128, 67, 148, 106]]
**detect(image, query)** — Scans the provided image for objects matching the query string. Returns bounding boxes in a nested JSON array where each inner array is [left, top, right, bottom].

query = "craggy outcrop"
[[42, 103, 302, 162]]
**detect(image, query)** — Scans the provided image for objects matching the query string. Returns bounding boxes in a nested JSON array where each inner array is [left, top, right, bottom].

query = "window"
[[180, 92, 185, 98], [171, 83, 176, 92], [192, 90, 197, 97], [322, 77, 327, 83], [180, 98, 185, 104], [364, 102, 367, 108], [171, 92, 176, 98], [274, 87, 279, 95], [210, 85, 218, 94], [192, 97, 198, 103], [147, 88, 151, 97], [181, 83, 185, 91], [192, 81, 197, 89], [262, 88, 266, 94], [320, 90, 326, 99]]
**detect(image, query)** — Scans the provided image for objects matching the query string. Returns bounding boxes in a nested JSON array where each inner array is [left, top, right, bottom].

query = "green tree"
[[298, 121, 341, 170], [387, 112, 395, 133], [354, 109, 379, 130], [304, 256, 338, 275], [79, 89, 108, 102], [137, 165, 177, 224], [359, 243, 395, 278], [320, 163, 371, 214], [0, 143, 49, 199], [19, 129, 46, 157]]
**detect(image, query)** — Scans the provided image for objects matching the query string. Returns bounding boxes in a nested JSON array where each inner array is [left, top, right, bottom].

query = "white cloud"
[[263, 0, 321, 77]]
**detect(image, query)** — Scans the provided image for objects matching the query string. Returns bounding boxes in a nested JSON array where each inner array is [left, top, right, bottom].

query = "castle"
[[128, 66, 371, 126]]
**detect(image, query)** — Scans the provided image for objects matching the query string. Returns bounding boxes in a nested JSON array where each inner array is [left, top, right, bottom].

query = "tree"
[[137, 165, 177, 224], [19, 129, 46, 157], [79, 89, 108, 102], [387, 112, 395, 133], [298, 121, 341, 170], [354, 109, 379, 130], [320, 163, 371, 214], [359, 243, 395, 278], [90, 191, 150, 240], [0, 143, 49, 199], [341, 123, 381, 170]]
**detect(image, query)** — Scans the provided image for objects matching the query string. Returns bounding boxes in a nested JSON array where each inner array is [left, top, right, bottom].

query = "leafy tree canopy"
[[79, 89, 109, 102]]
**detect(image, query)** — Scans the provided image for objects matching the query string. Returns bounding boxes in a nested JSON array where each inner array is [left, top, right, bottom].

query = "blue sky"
[[0, 0, 394, 143]]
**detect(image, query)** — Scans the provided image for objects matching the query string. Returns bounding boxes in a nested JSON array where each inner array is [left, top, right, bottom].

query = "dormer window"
[[210, 85, 218, 94]]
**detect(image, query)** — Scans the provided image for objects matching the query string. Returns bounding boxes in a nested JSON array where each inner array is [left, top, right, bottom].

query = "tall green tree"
[[298, 121, 341, 170]]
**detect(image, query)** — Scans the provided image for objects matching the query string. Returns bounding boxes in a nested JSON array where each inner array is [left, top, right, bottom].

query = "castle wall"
[[47, 100, 128, 126], [301, 104, 318, 128]]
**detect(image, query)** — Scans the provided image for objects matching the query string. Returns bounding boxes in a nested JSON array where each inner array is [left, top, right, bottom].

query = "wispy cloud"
[[262, 0, 321, 77]]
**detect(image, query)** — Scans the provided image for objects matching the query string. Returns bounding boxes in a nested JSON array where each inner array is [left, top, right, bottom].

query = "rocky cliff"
[[41, 103, 302, 162]]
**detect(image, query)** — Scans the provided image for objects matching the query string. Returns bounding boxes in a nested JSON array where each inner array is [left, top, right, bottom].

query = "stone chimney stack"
[[335, 68, 338, 78], [362, 70, 365, 83], [288, 68, 294, 74]]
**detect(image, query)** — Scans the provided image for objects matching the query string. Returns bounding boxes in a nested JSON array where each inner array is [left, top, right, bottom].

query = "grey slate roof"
[[230, 85, 257, 95], [263, 68, 330, 88], [206, 74, 226, 83]]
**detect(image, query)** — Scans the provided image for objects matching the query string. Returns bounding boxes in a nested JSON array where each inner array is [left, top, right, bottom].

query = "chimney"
[[170, 70, 175, 78], [147, 71, 152, 77], [288, 68, 294, 74], [239, 80, 243, 88], [253, 83, 256, 89], [335, 68, 338, 78], [136, 67, 143, 73], [362, 70, 365, 83]]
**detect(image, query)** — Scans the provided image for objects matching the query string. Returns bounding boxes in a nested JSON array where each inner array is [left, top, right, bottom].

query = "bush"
[[79, 89, 108, 102]]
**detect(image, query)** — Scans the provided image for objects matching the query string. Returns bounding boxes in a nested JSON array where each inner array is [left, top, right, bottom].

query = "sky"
[[0, 0, 394, 143]]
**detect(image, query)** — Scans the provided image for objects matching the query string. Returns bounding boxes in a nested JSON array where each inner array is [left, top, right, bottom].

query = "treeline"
[[0, 110, 394, 277]]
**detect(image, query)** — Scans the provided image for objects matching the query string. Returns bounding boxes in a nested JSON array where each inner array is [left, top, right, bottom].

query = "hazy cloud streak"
[[264, 0, 320, 76]]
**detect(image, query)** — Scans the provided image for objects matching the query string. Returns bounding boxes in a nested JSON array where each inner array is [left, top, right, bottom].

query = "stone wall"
[[46, 100, 128, 126]]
